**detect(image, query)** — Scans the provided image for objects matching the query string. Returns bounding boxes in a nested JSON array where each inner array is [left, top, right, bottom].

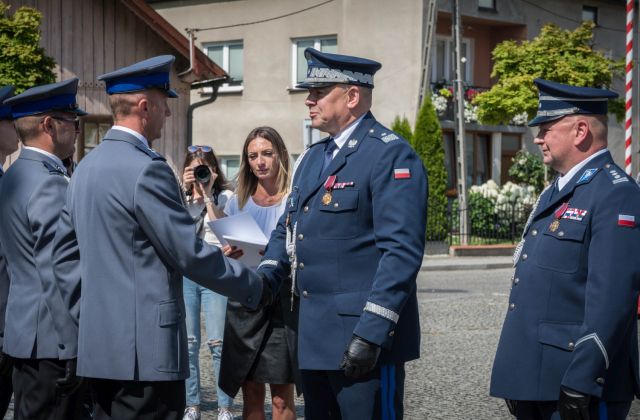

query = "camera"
[[194, 165, 211, 184]]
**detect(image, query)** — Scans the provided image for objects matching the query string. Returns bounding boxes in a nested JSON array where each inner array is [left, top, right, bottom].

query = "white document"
[[223, 235, 267, 268], [207, 213, 268, 268]]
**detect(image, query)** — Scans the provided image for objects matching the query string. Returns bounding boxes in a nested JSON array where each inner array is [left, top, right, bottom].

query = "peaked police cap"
[[296, 48, 382, 89], [98, 55, 178, 98], [528, 78, 618, 127], [4, 78, 87, 119]]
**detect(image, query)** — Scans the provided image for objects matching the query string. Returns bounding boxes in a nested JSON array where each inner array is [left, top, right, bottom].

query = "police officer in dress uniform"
[[0, 85, 18, 418], [490, 79, 640, 420], [257, 48, 428, 419], [0, 79, 87, 419], [50, 55, 267, 420]]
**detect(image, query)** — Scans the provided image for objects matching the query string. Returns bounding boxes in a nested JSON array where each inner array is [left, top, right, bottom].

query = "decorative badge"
[[347, 139, 358, 148], [322, 175, 337, 205], [549, 202, 569, 232]]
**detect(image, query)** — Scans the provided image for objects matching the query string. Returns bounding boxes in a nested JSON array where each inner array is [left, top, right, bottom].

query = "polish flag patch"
[[394, 168, 411, 179], [618, 214, 636, 227]]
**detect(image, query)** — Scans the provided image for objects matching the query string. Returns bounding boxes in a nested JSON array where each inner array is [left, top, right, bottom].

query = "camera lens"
[[194, 165, 211, 184]]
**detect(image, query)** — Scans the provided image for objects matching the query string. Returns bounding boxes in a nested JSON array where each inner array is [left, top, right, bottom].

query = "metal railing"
[[426, 201, 533, 245]]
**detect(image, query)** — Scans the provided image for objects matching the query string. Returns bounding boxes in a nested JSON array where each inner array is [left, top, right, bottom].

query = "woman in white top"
[[180, 146, 237, 420], [220, 127, 298, 420]]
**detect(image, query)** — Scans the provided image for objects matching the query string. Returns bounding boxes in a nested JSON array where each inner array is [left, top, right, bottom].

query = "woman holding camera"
[[180, 145, 237, 420], [220, 126, 299, 420]]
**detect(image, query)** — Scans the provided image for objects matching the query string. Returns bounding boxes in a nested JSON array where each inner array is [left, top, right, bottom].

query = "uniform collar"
[[558, 148, 608, 191], [22, 146, 65, 170], [332, 113, 366, 152], [112, 125, 150, 149]]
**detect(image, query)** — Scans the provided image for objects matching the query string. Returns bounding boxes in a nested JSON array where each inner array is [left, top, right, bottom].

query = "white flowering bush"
[[461, 180, 536, 237], [431, 93, 448, 116], [510, 111, 529, 126], [464, 101, 478, 123]]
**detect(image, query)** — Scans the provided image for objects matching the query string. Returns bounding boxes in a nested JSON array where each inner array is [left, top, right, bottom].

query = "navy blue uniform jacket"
[[491, 151, 640, 402], [258, 112, 428, 370]]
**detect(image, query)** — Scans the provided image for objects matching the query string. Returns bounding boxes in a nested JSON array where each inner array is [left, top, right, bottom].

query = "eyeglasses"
[[187, 145, 213, 153], [48, 115, 80, 130]]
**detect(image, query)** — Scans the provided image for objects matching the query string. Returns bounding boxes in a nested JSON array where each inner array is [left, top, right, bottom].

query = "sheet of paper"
[[207, 212, 268, 246], [223, 235, 267, 269]]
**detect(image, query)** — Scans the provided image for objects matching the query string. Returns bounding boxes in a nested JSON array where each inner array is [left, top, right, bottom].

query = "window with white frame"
[[220, 156, 241, 181], [204, 41, 244, 92], [291, 36, 337, 87], [431, 37, 473, 84]]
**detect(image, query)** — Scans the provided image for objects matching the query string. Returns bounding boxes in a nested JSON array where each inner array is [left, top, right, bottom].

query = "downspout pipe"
[[187, 77, 226, 146]]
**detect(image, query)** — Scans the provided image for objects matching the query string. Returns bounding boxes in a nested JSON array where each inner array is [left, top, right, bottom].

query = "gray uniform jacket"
[[52, 128, 262, 381], [0, 169, 10, 350], [0, 148, 77, 360]]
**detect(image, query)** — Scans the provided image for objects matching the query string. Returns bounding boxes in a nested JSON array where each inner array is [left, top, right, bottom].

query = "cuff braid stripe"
[[575, 333, 609, 369], [364, 302, 399, 323]]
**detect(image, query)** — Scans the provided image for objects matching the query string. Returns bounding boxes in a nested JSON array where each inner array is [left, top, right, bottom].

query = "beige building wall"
[[154, 0, 423, 163]]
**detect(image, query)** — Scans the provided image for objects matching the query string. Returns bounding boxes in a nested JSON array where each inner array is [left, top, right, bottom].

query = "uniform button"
[[298, 234, 304, 241], [302, 290, 309, 298], [558, 231, 564, 237], [58, 344, 65, 350], [513, 278, 520, 285], [568, 342, 575, 350], [388, 331, 395, 337], [531, 229, 538, 236], [509, 303, 515, 310], [303, 206, 309, 213], [605, 164, 611, 168], [596, 377, 605, 385], [333, 203, 339, 208], [299, 262, 305, 270], [522, 254, 528, 261]]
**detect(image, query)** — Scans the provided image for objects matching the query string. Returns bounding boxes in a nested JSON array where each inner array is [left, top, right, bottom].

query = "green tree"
[[474, 21, 623, 125], [391, 115, 413, 143], [0, 2, 55, 93], [508, 150, 545, 194], [412, 95, 448, 241]]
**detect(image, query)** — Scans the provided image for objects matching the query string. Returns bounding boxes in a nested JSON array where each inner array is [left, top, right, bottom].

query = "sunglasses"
[[48, 115, 80, 130], [187, 145, 213, 153]]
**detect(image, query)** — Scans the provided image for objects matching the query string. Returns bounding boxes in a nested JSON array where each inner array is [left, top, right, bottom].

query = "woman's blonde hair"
[[236, 126, 290, 209]]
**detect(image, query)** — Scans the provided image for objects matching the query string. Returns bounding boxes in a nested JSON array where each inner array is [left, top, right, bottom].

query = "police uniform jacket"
[[490, 151, 640, 402], [0, 168, 11, 351], [258, 112, 428, 370], [0, 148, 77, 360], [52, 128, 263, 381]]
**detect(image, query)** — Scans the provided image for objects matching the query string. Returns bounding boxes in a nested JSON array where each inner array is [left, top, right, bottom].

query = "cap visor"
[[527, 114, 565, 127], [73, 108, 89, 116], [295, 81, 337, 89], [166, 89, 178, 98]]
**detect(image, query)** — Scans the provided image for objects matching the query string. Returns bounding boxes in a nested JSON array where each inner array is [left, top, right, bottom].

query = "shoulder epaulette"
[[368, 126, 402, 144], [42, 160, 67, 176], [603, 163, 630, 185], [134, 143, 166, 161]]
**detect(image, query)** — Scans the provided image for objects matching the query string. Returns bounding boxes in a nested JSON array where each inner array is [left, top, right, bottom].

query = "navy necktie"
[[322, 139, 338, 173]]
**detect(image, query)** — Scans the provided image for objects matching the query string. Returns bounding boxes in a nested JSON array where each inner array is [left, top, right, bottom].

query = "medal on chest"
[[322, 175, 336, 205], [549, 202, 569, 232]]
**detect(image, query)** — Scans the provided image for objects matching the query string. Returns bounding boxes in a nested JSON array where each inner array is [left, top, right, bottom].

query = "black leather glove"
[[340, 334, 381, 378], [505, 399, 517, 416], [0, 352, 12, 378], [558, 386, 590, 420], [56, 358, 82, 396]]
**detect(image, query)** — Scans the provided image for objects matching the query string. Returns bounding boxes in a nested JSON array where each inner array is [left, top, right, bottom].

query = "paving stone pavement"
[[3, 265, 640, 419]]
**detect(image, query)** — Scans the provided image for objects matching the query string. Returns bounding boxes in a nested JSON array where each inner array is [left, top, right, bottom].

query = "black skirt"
[[219, 279, 301, 398]]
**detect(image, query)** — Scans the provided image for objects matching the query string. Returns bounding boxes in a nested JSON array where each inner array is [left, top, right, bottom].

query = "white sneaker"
[[217, 408, 234, 420], [183, 406, 201, 420]]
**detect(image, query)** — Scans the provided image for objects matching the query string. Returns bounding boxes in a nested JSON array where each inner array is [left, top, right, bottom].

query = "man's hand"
[[340, 334, 380, 378], [222, 244, 244, 259], [56, 358, 83, 396], [558, 386, 590, 420], [0, 352, 12, 378]]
